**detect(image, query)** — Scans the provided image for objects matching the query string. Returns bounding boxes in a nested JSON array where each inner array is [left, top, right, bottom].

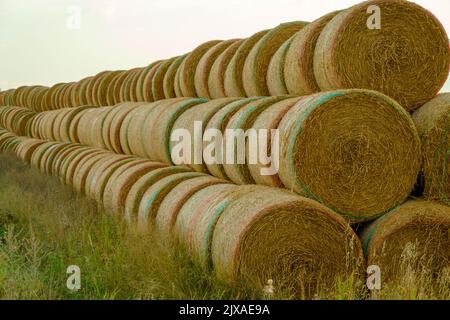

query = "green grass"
[[0, 153, 447, 300]]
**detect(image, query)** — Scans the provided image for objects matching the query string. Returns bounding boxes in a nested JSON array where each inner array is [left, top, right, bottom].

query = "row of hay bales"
[[0, 89, 427, 222], [1, 0, 449, 112], [0, 127, 364, 297], [1, 127, 449, 288]]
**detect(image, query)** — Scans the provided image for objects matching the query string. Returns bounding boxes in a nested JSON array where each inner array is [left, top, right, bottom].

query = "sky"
[[0, 0, 449, 92]]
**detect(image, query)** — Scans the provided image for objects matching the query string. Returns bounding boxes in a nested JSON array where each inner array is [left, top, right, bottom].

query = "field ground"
[[0, 153, 448, 300]]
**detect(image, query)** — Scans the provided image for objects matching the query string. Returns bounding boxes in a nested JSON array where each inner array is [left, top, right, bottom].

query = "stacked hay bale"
[[1, 1, 448, 114], [360, 200, 450, 283], [413, 94, 450, 205], [5, 89, 421, 222], [0, 0, 449, 295], [0, 128, 364, 297]]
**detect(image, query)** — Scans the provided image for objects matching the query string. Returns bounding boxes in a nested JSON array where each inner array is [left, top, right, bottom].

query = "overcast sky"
[[0, 0, 449, 92]]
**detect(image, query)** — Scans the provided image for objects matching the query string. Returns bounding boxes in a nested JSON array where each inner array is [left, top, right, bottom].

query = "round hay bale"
[[118, 69, 135, 103], [173, 60, 184, 97], [60, 106, 91, 143], [128, 68, 144, 102], [171, 97, 241, 173], [223, 96, 290, 185], [111, 71, 128, 104], [204, 97, 261, 179], [248, 97, 302, 187], [173, 183, 239, 267], [78, 108, 105, 147], [140, 61, 163, 102], [89, 106, 113, 149], [124, 166, 191, 224], [141, 98, 205, 161], [242, 21, 308, 96], [40, 142, 71, 175], [155, 176, 229, 241], [84, 154, 134, 199], [360, 200, 450, 282], [266, 35, 294, 96], [284, 11, 340, 96], [194, 39, 240, 99], [412, 93, 450, 205], [105, 71, 125, 105], [51, 83, 67, 110], [211, 186, 364, 297], [91, 157, 147, 204], [103, 161, 167, 215], [52, 143, 81, 177], [151, 57, 179, 101], [16, 139, 45, 163], [137, 172, 205, 230], [86, 72, 108, 105], [125, 102, 163, 158], [107, 102, 142, 154], [179, 40, 222, 97], [57, 145, 90, 183], [208, 39, 244, 99], [164, 55, 187, 99], [69, 108, 91, 143], [314, 0, 450, 111], [72, 150, 111, 193], [95, 70, 120, 106], [77, 76, 93, 107], [52, 108, 72, 142], [65, 148, 105, 186], [30, 141, 59, 169], [278, 89, 421, 221], [224, 30, 269, 97]]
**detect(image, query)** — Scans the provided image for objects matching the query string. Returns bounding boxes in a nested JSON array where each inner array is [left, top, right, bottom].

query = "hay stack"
[[203, 97, 261, 179], [103, 161, 166, 214], [163, 55, 187, 99], [314, 0, 450, 111], [242, 21, 308, 96], [179, 40, 222, 97], [143, 98, 206, 163], [278, 89, 421, 222], [170, 97, 240, 173], [152, 57, 178, 101], [360, 200, 450, 281], [194, 40, 240, 99], [223, 96, 289, 185], [85, 154, 134, 199], [413, 93, 450, 205], [208, 40, 244, 99], [224, 30, 269, 97], [155, 176, 229, 241], [124, 166, 191, 223], [266, 35, 294, 96], [248, 97, 302, 187], [284, 11, 339, 96], [210, 185, 364, 297], [137, 172, 205, 230], [72, 152, 110, 193], [174, 183, 239, 267]]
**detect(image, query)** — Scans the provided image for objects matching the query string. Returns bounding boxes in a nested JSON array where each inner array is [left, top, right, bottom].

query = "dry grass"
[[0, 153, 447, 300]]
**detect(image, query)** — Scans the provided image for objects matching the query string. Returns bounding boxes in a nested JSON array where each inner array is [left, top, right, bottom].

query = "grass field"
[[0, 153, 448, 300]]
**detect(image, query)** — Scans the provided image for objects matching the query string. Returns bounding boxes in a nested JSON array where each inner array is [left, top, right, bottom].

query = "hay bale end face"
[[278, 89, 421, 222], [314, 0, 450, 111], [360, 200, 450, 282], [211, 186, 364, 297], [413, 93, 450, 205], [243, 21, 308, 96]]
